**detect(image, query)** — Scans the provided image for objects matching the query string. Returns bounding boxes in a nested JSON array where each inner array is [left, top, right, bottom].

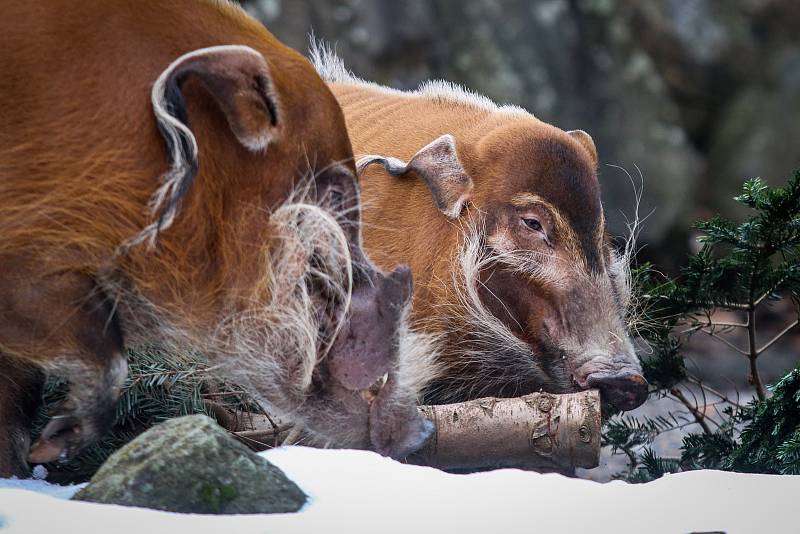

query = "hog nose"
[[587, 371, 648, 411]]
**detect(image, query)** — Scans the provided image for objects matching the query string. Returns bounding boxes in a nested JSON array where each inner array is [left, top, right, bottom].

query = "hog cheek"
[[327, 298, 395, 391]]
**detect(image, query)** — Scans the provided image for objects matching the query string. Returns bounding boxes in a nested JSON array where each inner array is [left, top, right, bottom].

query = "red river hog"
[[311, 44, 648, 411], [0, 0, 438, 477]]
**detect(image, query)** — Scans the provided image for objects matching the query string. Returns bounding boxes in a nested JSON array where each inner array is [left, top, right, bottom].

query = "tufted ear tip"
[[154, 45, 281, 156], [139, 45, 283, 245]]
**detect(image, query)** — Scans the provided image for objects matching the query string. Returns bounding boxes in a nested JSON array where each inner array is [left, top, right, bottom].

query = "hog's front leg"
[[0, 262, 127, 464]]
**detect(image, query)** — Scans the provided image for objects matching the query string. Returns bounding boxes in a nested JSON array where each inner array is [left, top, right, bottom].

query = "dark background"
[[243, 0, 800, 273]]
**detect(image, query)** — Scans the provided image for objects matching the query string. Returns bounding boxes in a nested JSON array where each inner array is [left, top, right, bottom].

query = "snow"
[[0, 446, 797, 534], [0, 477, 84, 500]]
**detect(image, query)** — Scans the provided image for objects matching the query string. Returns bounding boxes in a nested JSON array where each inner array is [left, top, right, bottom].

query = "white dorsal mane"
[[309, 40, 532, 118]]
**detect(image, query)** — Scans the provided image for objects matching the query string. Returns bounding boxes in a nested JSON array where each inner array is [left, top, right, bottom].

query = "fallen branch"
[[208, 390, 602, 472], [204, 401, 292, 449]]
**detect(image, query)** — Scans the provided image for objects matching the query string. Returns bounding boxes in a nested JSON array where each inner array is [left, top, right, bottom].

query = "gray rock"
[[73, 415, 306, 514]]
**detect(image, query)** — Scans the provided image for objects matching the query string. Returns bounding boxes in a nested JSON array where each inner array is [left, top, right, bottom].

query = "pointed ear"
[[153, 44, 280, 154], [356, 134, 473, 219], [132, 45, 281, 248], [568, 129, 597, 167]]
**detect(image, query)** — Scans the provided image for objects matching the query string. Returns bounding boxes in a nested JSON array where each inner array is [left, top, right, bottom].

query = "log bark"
[[208, 390, 602, 472]]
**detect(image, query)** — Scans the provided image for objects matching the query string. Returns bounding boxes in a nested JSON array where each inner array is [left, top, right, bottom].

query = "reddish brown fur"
[[0, 0, 435, 476], [0, 0, 352, 329], [334, 96, 600, 315]]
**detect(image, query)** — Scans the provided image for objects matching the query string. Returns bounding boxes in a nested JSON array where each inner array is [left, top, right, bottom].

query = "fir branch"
[[605, 168, 800, 481], [33, 346, 261, 482]]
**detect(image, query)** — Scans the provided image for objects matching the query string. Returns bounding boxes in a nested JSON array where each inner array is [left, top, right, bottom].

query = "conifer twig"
[[669, 387, 713, 435], [756, 319, 799, 355]]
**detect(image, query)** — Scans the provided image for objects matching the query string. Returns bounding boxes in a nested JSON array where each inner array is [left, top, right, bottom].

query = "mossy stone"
[[73, 415, 305, 514]]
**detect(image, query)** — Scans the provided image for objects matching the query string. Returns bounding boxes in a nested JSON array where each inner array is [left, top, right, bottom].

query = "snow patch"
[[0, 477, 84, 500], [0, 446, 797, 534]]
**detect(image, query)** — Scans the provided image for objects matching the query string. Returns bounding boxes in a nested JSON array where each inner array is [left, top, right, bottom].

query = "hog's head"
[[357, 126, 647, 412]]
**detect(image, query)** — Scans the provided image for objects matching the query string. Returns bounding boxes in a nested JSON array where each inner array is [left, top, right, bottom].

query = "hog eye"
[[523, 218, 543, 233]]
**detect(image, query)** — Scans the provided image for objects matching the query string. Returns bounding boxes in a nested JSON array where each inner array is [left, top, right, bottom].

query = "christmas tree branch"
[[746, 308, 766, 401], [686, 377, 744, 410], [756, 318, 799, 355], [701, 328, 749, 356]]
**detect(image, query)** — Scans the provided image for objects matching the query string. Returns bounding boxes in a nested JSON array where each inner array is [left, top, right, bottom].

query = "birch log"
[[209, 389, 602, 472], [408, 390, 601, 472]]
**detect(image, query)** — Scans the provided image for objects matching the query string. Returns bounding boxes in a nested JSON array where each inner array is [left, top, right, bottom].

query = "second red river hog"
[[311, 43, 649, 412]]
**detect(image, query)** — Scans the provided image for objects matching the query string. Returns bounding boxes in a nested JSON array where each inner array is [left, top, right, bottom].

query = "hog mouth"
[[359, 372, 389, 403]]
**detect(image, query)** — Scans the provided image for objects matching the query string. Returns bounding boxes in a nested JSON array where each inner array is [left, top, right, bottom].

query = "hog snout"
[[324, 261, 434, 458], [587, 371, 648, 411], [573, 353, 648, 411], [369, 374, 436, 459], [364, 265, 436, 458]]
